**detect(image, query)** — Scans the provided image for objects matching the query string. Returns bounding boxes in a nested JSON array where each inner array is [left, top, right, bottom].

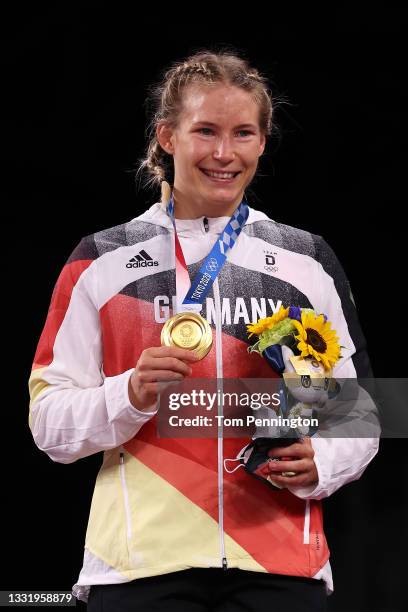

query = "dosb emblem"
[[264, 251, 278, 273], [265, 254, 275, 265]]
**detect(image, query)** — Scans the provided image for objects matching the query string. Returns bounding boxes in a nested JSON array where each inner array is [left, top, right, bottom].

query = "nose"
[[212, 136, 235, 163]]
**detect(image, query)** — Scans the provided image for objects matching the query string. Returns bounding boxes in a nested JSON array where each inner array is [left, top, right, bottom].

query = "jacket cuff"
[[104, 368, 158, 423], [287, 436, 380, 500], [286, 436, 329, 499]]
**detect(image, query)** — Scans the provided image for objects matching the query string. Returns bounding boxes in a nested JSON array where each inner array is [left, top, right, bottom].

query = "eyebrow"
[[192, 121, 258, 130]]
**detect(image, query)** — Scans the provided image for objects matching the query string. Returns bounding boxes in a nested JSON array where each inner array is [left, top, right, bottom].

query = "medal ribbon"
[[166, 192, 249, 313]]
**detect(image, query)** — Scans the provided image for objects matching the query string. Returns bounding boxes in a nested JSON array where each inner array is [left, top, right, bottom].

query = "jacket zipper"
[[204, 217, 228, 571], [119, 448, 133, 541], [303, 500, 310, 544]]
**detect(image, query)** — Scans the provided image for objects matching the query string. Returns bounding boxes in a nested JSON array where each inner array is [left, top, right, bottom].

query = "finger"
[[137, 370, 187, 383], [266, 442, 298, 456], [143, 357, 193, 375], [147, 346, 200, 361], [267, 459, 310, 474], [267, 473, 311, 487], [268, 443, 313, 460]]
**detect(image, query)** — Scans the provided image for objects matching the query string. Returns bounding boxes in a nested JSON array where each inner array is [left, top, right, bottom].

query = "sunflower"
[[247, 306, 289, 338], [292, 311, 341, 370]]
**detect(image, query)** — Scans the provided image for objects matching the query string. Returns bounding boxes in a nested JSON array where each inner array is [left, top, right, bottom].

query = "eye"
[[198, 128, 214, 135], [236, 130, 252, 137]]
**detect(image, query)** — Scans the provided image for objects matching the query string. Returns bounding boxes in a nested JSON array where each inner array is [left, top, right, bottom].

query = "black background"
[[2, 5, 407, 611]]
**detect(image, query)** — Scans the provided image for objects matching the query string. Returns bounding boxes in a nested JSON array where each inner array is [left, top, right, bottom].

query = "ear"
[[156, 121, 175, 155], [259, 133, 266, 157]]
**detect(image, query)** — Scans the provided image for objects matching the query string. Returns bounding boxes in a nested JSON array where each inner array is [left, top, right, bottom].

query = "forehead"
[[178, 83, 260, 126]]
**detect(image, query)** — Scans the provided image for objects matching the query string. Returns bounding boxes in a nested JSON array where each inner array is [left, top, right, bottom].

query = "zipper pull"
[[120, 451, 124, 464], [222, 557, 228, 570], [203, 217, 209, 233]]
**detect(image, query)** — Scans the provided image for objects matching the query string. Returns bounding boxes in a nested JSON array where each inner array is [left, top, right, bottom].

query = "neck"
[[172, 188, 243, 219]]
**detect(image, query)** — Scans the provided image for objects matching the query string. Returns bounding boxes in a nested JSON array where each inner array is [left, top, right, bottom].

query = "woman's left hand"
[[261, 437, 319, 488]]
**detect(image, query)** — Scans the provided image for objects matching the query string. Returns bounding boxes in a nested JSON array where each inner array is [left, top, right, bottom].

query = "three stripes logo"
[[126, 249, 159, 268]]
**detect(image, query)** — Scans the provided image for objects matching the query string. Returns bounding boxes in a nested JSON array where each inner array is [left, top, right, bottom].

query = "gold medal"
[[161, 312, 213, 360]]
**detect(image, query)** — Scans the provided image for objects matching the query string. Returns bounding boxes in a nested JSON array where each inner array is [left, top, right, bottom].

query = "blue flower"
[[288, 306, 302, 322]]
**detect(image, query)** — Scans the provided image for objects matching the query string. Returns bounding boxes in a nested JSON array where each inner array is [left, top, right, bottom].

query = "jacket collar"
[[134, 201, 270, 234]]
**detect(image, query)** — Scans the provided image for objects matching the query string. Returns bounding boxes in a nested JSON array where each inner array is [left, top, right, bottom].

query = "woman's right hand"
[[128, 346, 199, 412]]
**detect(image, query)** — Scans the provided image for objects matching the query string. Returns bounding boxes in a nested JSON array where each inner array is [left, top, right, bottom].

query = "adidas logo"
[[126, 249, 159, 268]]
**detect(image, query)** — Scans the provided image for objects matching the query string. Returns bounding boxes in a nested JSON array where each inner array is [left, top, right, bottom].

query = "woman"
[[28, 51, 378, 611]]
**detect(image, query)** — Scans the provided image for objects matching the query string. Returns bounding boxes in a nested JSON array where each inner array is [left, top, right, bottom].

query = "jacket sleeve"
[[288, 236, 380, 500], [28, 237, 157, 465]]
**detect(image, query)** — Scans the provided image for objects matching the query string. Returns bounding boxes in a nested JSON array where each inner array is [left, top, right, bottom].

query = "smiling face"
[[157, 83, 266, 218]]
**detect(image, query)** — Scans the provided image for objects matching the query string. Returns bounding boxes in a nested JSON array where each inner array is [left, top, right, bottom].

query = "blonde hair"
[[136, 49, 277, 193]]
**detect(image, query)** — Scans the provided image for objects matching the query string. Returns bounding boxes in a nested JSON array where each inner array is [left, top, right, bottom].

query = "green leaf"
[[258, 319, 297, 353]]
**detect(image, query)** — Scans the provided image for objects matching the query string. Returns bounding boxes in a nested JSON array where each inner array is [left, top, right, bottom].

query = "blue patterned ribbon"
[[167, 194, 249, 307]]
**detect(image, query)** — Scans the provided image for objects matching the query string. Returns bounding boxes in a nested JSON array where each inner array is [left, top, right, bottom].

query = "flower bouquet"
[[247, 305, 341, 373], [224, 306, 342, 489]]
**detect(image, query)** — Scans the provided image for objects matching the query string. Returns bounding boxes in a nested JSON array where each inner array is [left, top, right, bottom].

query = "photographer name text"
[[168, 415, 319, 428]]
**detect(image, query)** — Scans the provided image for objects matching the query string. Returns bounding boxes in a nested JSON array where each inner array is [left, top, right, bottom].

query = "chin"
[[206, 187, 241, 200], [207, 197, 239, 210]]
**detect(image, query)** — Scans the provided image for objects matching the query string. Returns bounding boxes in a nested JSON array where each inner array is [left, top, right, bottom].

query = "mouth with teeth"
[[199, 168, 241, 183]]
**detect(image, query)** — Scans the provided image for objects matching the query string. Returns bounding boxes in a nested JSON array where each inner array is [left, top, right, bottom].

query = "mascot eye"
[[301, 375, 311, 388]]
